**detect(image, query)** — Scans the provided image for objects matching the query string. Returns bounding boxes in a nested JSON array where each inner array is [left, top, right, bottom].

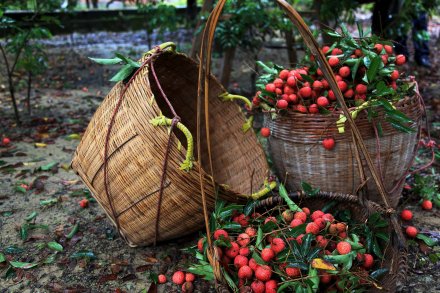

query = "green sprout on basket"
[[149, 115, 194, 172]]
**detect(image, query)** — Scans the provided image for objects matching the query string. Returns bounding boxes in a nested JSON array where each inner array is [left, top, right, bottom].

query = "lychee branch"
[[149, 115, 194, 172]]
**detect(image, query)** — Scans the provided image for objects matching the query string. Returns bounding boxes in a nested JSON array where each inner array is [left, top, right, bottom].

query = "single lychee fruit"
[[384, 44, 393, 54], [172, 271, 185, 285], [279, 69, 290, 80], [336, 222, 346, 232], [339, 66, 350, 78], [2, 137, 10, 145], [274, 78, 284, 88], [290, 219, 303, 228], [239, 247, 250, 256], [322, 138, 335, 150], [316, 235, 328, 248], [317, 96, 329, 107], [313, 218, 326, 229], [306, 222, 320, 235], [363, 253, 374, 269], [321, 213, 334, 223], [374, 43, 384, 53], [185, 273, 195, 282], [390, 70, 399, 81], [294, 211, 307, 223], [234, 255, 249, 269], [311, 210, 324, 221], [245, 227, 257, 237], [158, 274, 167, 284], [271, 238, 286, 254], [337, 81, 348, 92], [197, 238, 204, 252], [328, 56, 339, 67], [355, 84, 367, 94], [282, 210, 294, 223], [287, 76, 297, 87], [225, 242, 240, 258], [237, 233, 250, 247], [265, 279, 278, 293], [213, 229, 229, 240], [395, 54, 406, 65], [182, 281, 194, 293], [238, 265, 253, 279], [401, 209, 413, 221], [261, 127, 270, 138], [309, 104, 319, 114], [285, 267, 300, 278], [248, 258, 259, 271], [276, 99, 288, 109], [250, 280, 265, 293], [336, 241, 352, 255], [255, 265, 272, 282], [299, 87, 312, 98], [261, 248, 275, 262], [265, 83, 276, 93], [79, 199, 89, 208], [302, 207, 310, 215], [421, 200, 433, 210], [406, 226, 418, 238]]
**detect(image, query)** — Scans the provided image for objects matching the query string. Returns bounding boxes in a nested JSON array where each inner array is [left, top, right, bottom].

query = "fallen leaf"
[[98, 274, 117, 284], [311, 258, 336, 270], [35, 143, 47, 148]]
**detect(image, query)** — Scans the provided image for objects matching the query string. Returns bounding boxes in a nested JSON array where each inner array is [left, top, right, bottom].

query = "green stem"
[[219, 93, 252, 108], [143, 42, 176, 58], [250, 180, 277, 200], [150, 115, 194, 172]]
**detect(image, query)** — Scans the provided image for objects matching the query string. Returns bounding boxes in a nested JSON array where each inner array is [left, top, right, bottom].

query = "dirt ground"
[[0, 24, 439, 292]]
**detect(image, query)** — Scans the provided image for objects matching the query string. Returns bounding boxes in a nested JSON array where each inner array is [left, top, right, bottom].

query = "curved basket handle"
[[150, 115, 194, 172]]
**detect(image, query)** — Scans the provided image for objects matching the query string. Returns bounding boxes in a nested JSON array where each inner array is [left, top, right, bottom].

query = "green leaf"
[[66, 223, 79, 239], [25, 211, 38, 222], [351, 58, 362, 80], [308, 267, 319, 291], [416, 234, 437, 247], [300, 74, 315, 84], [279, 183, 301, 212], [15, 186, 27, 193], [219, 204, 243, 220], [43, 254, 57, 264], [252, 251, 265, 265], [367, 55, 382, 82], [39, 162, 58, 171], [372, 238, 383, 258], [277, 281, 299, 293], [109, 64, 136, 82], [20, 224, 29, 241], [88, 57, 123, 65], [187, 263, 214, 280], [70, 251, 97, 260], [47, 242, 63, 252], [221, 222, 242, 230], [0, 253, 5, 263], [243, 200, 258, 216], [256, 227, 263, 250], [9, 261, 38, 269], [115, 53, 140, 68], [386, 118, 416, 133], [222, 269, 238, 291]]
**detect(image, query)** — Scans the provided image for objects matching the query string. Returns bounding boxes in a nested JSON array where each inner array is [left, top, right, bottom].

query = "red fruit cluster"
[[163, 271, 197, 292], [254, 42, 406, 116], [189, 205, 382, 292]]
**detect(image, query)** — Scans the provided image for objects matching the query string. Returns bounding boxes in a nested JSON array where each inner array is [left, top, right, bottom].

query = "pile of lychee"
[[190, 205, 385, 292], [256, 41, 408, 149]]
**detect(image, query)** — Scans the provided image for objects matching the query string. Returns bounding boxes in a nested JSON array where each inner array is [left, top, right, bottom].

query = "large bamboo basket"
[[71, 49, 269, 247], [268, 95, 422, 208], [256, 192, 408, 293]]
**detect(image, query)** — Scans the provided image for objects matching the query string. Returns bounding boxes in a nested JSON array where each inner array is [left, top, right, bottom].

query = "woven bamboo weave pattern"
[[72, 50, 269, 246], [268, 95, 422, 208]]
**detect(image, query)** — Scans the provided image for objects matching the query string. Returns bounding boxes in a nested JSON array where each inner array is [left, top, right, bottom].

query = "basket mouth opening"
[[147, 51, 268, 195]]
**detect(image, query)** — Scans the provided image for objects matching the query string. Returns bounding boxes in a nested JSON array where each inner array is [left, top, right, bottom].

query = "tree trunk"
[[284, 29, 297, 67], [220, 47, 236, 88], [187, 0, 197, 20], [314, 0, 332, 44], [190, 0, 215, 59]]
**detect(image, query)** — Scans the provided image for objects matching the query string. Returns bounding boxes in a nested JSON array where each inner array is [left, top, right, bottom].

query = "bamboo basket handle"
[[196, 0, 405, 254]]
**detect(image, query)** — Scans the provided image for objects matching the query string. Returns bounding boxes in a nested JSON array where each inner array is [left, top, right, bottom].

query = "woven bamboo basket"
[[267, 95, 422, 208], [255, 192, 408, 293], [71, 47, 269, 247]]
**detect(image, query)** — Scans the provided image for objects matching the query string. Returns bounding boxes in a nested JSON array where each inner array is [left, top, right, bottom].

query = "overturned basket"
[[71, 44, 269, 246], [255, 192, 408, 293], [268, 94, 422, 208]]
